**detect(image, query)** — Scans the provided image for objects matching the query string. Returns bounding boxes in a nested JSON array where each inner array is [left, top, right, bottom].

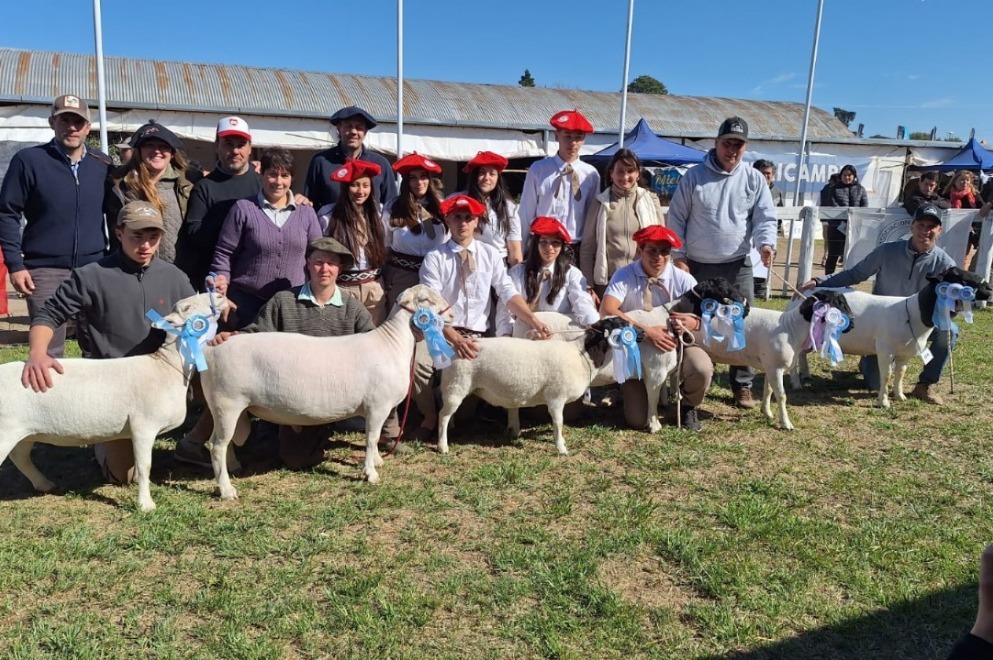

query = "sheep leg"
[[6, 441, 56, 493], [130, 431, 157, 512], [876, 355, 893, 408], [771, 368, 794, 431], [363, 408, 391, 484], [761, 375, 775, 421], [645, 379, 664, 434], [437, 393, 466, 455], [548, 400, 569, 456], [211, 411, 249, 501], [507, 408, 521, 439], [892, 359, 909, 401]]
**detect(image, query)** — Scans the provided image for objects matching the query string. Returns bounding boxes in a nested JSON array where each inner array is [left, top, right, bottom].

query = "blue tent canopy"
[[910, 138, 993, 172], [586, 118, 706, 166]]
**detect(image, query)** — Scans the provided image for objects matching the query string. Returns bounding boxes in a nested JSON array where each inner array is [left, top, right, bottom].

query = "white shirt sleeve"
[[566, 267, 600, 326]]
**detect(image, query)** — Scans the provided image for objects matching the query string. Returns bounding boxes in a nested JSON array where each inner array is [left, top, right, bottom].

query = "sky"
[[4, 0, 992, 143]]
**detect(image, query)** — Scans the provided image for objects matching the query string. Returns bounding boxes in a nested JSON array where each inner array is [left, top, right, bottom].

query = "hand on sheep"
[[210, 331, 238, 346], [644, 325, 677, 352], [10, 269, 35, 296], [673, 258, 691, 274], [669, 312, 701, 333], [21, 353, 64, 393], [452, 335, 480, 360]]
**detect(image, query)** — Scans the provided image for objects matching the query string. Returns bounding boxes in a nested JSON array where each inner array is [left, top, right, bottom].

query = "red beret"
[[440, 194, 486, 217], [463, 151, 509, 173], [550, 109, 594, 134], [392, 152, 442, 175], [331, 159, 382, 183], [529, 217, 571, 244], [632, 225, 683, 248]]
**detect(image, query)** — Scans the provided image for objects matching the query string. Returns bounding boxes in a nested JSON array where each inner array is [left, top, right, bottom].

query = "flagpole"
[[792, 0, 824, 206], [396, 0, 404, 172], [618, 0, 635, 147], [92, 0, 109, 153]]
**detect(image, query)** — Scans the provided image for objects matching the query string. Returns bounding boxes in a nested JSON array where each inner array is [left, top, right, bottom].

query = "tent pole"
[[396, 0, 404, 177], [92, 0, 109, 153], [792, 0, 824, 207], [618, 0, 634, 147]]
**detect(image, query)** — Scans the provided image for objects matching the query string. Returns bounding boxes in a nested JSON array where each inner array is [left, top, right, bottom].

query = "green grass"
[[1, 303, 992, 658]]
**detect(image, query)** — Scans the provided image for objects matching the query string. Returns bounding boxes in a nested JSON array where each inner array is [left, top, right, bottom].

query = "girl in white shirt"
[[463, 151, 523, 266]]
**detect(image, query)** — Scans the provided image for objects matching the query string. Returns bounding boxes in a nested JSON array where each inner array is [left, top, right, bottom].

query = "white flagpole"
[[792, 0, 824, 206], [396, 0, 404, 172], [618, 0, 635, 147], [92, 0, 109, 153]]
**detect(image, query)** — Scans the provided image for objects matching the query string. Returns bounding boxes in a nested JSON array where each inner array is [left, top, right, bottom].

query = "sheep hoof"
[[365, 471, 381, 485], [138, 499, 157, 513], [436, 443, 449, 454], [218, 488, 239, 501], [557, 446, 569, 456], [781, 421, 795, 431], [507, 426, 521, 439], [33, 478, 57, 493], [647, 419, 662, 434], [894, 392, 906, 402]]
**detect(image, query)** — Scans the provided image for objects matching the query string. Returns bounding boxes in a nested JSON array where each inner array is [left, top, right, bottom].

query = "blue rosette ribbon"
[[146, 310, 217, 372], [412, 307, 455, 369], [700, 299, 723, 346], [607, 326, 642, 383], [933, 282, 976, 333]]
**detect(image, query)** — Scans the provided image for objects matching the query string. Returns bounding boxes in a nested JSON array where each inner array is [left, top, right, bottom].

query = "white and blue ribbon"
[[933, 282, 975, 333], [146, 310, 217, 372], [608, 326, 642, 383], [702, 299, 746, 351], [412, 307, 455, 369]]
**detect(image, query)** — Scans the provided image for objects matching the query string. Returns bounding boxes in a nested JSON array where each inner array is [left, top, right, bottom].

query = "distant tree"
[[909, 131, 932, 140], [943, 136, 963, 143], [832, 107, 856, 128], [869, 134, 889, 139], [627, 75, 668, 95], [518, 69, 536, 87]]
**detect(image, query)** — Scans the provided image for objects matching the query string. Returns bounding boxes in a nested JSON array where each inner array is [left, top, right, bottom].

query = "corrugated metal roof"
[[0, 47, 854, 140]]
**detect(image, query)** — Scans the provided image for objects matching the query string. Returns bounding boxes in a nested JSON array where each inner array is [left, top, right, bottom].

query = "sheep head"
[[161, 293, 228, 328], [397, 284, 456, 325], [584, 317, 638, 368], [669, 277, 750, 317], [928, 267, 993, 302], [799, 291, 855, 333]]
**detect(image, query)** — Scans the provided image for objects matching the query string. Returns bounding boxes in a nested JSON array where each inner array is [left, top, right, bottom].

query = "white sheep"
[[201, 284, 453, 500], [438, 317, 624, 455], [0, 293, 225, 512]]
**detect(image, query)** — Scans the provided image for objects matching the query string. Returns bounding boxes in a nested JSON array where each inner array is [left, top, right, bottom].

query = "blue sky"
[[5, 0, 991, 142]]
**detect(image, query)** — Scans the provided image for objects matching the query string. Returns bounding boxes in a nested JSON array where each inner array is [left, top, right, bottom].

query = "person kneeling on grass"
[[21, 201, 195, 483], [208, 237, 375, 469], [599, 225, 714, 432]]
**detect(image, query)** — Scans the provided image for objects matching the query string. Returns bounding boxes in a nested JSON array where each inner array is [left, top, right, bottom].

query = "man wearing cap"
[[0, 94, 112, 357], [519, 110, 600, 258], [178, 116, 261, 289], [600, 225, 714, 432], [303, 106, 397, 208], [412, 194, 553, 439], [209, 236, 375, 468], [667, 116, 777, 410], [800, 203, 956, 403], [21, 200, 195, 483]]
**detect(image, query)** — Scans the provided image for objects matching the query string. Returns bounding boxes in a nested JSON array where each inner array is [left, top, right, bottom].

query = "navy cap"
[[330, 106, 378, 129], [717, 116, 749, 142], [914, 203, 943, 224], [131, 121, 183, 151]]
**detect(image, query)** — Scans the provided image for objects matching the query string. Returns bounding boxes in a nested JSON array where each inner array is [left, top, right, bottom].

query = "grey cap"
[[307, 236, 355, 270]]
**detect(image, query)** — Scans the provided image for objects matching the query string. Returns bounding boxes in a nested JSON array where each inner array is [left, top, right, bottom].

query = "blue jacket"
[[0, 140, 111, 271]]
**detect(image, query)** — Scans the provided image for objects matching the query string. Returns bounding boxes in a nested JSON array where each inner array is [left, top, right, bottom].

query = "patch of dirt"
[[597, 552, 702, 611]]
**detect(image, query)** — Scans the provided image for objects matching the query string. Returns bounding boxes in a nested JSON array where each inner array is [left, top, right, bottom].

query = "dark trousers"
[[686, 257, 755, 391], [25, 267, 72, 358], [824, 223, 846, 275]]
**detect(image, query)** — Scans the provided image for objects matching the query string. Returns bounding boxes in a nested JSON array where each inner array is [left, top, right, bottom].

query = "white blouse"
[[495, 261, 599, 336]]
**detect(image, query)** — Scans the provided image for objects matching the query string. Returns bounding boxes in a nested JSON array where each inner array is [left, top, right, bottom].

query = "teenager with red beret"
[[496, 217, 598, 336], [519, 111, 600, 260], [463, 151, 523, 266], [600, 225, 713, 431]]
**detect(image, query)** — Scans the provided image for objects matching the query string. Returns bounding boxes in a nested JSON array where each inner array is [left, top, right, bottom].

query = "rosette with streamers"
[[146, 310, 218, 372], [804, 302, 850, 367], [701, 299, 746, 351], [412, 307, 455, 369], [933, 282, 975, 333], [608, 326, 642, 383]]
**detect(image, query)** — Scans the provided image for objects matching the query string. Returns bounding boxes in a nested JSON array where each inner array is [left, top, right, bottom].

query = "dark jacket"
[[0, 141, 111, 272], [904, 192, 951, 216], [302, 145, 397, 209], [821, 182, 868, 208]]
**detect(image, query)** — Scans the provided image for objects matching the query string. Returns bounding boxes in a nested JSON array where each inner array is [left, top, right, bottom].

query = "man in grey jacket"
[[667, 117, 778, 408]]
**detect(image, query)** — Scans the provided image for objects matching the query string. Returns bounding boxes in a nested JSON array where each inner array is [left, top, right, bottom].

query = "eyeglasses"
[[537, 238, 563, 248], [641, 246, 672, 257]]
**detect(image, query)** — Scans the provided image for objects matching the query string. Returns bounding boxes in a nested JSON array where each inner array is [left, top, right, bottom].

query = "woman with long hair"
[[944, 170, 987, 268], [318, 159, 390, 325], [106, 121, 192, 263], [463, 151, 523, 266], [496, 217, 598, 336], [820, 164, 868, 275], [580, 148, 664, 303], [382, 152, 448, 304]]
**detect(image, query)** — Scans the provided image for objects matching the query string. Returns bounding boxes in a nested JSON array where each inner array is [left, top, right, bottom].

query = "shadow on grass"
[[704, 582, 976, 660]]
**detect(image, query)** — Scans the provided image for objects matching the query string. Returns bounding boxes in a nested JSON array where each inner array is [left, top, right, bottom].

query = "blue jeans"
[[687, 257, 755, 391], [860, 326, 956, 390]]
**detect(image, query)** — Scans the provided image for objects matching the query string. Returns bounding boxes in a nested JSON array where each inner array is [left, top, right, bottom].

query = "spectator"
[[178, 116, 260, 289], [106, 121, 193, 263], [753, 159, 785, 207], [302, 106, 396, 208], [581, 148, 664, 304], [21, 201, 194, 483], [463, 151, 523, 266], [667, 116, 777, 410], [211, 148, 322, 328], [115, 139, 134, 166], [943, 170, 988, 269], [903, 171, 950, 216], [519, 110, 600, 260], [820, 164, 868, 275], [0, 94, 112, 358]]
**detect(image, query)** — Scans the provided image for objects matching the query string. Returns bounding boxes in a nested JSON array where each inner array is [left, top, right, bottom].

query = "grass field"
[[0, 300, 990, 658]]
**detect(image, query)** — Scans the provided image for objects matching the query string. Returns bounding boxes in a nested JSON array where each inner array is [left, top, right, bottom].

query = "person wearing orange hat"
[[600, 225, 713, 432], [316, 159, 391, 325], [410, 194, 553, 439], [383, 153, 448, 304], [495, 217, 598, 336], [463, 151, 523, 266], [518, 110, 600, 261]]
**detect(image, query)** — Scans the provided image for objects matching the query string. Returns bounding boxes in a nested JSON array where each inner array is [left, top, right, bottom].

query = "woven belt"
[[388, 252, 424, 272], [453, 327, 483, 339], [337, 268, 381, 284]]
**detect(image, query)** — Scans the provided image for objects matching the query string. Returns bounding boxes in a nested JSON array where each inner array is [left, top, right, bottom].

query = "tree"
[[518, 69, 535, 87], [909, 131, 932, 140], [627, 75, 668, 95], [832, 107, 856, 128]]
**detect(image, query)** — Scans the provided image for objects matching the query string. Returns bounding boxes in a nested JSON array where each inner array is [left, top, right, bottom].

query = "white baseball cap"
[[216, 116, 251, 141]]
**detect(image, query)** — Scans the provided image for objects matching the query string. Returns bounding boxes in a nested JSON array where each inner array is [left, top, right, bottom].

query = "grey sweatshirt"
[[817, 239, 955, 297]]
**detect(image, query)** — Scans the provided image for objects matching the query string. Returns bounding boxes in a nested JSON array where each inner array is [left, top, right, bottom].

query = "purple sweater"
[[211, 197, 322, 300]]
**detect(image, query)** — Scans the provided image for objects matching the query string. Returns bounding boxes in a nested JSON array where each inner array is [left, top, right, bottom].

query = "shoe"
[[733, 388, 757, 409], [911, 383, 944, 405], [174, 434, 243, 472], [679, 407, 702, 432]]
